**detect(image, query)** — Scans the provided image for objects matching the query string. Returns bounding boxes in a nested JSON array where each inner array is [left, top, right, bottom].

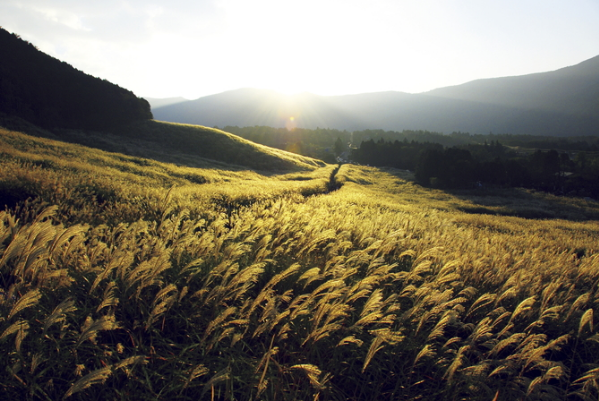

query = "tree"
[[334, 137, 345, 157], [415, 149, 443, 186]]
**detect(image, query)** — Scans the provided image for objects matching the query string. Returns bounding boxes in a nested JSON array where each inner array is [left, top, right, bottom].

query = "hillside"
[[60, 120, 326, 172], [0, 28, 325, 173], [0, 27, 152, 130], [0, 126, 331, 213], [424, 55, 599, 136], [426, 55, 599, 113], [153, 55, 599, 136], [1, 125, 599, 399]]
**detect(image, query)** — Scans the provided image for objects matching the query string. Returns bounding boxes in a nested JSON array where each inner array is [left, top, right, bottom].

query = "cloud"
[[1, 0, 223, 44]]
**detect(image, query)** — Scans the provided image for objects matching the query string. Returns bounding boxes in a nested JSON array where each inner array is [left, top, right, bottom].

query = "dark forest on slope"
[[0, 28, 152, 130]]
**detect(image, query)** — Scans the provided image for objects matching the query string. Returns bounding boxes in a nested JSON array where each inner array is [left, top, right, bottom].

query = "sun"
[[285, 116, 297, 131]]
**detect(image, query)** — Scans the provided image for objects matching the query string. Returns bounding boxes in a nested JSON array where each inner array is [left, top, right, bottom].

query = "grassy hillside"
[[1, 127, 599, 400], [0, 115, 326, 173], [107, 120, 326, 172], [0, 127, 329, 218]]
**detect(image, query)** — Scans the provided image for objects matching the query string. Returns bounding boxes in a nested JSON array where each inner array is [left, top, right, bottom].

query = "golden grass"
[[1, 127, 599, 400]]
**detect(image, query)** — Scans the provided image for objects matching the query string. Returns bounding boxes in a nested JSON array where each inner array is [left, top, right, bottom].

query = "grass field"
[[1, 126, 599, 400]]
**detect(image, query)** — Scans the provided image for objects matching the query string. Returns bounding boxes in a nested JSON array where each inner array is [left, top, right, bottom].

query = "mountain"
[[0, 28, 152, 130], [422, 55, 599, 136], [153, 56, 599, 136], [426, 55, 599, 113]]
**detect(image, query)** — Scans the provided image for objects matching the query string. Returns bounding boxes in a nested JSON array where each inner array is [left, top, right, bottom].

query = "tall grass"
[[1, 127, 599, 400]]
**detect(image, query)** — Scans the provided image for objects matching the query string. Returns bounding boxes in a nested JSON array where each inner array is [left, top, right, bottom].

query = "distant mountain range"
[[152, 56, 599, 137]]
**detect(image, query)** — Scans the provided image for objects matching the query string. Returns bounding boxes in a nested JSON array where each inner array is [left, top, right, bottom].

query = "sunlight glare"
[[285, 116, 297, 131]]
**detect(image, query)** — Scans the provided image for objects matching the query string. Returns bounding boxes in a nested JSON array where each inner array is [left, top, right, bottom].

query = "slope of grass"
[[0, 127, 333, 224], [0, 114, 326, 173], [1, 127, 599, 400], [77, 120, 325, 172]]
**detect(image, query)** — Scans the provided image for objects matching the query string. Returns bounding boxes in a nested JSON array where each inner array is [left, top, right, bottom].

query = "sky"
[[1, 0, 598, 100]]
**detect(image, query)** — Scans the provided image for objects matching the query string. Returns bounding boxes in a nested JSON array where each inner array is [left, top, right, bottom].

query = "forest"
[[0, 28, 152, 130], [353, 138, 599, 198], [223, 125, 599, 198], [223, 126, 599, 158]]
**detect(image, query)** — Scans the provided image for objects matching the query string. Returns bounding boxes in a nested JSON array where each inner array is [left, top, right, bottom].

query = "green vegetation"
[[0, 116, 326, 173], [222, 126, 348, 163], [352, 138, 599, 198], [223, 126, 599, 159], [108, 120, 326, 172], [1, 126, 599, 400]]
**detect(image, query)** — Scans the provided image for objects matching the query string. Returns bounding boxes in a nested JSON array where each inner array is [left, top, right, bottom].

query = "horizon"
[[145, 47, 597, 103], [1, 1, 598, 100]]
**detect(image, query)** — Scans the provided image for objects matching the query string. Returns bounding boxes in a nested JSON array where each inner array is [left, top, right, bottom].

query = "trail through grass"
[[1, 127, 599, 400]]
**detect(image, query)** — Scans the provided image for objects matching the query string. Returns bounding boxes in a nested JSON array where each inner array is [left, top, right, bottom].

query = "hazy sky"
[[1, 0, 598, 100]]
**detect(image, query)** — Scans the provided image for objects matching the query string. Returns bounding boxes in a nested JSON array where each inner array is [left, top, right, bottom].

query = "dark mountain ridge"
[[0, 27, 152, 130], [154, 56, 599, 136]]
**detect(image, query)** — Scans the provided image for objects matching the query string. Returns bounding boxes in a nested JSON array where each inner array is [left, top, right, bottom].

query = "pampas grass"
[[1, 126, 599, 399]]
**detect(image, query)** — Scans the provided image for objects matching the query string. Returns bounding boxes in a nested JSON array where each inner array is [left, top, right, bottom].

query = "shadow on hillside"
[[0, 112, 60, 140], [0, 116, 326, 175], [447, 187, 599, 221], [381, 168, 599, 221]]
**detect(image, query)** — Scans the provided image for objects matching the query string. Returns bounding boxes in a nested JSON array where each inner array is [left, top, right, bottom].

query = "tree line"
[[223, 125, 599, 161], [222, 125, 599, 197], [353, 138, 599, 197], [223, 125, 348, 163]]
